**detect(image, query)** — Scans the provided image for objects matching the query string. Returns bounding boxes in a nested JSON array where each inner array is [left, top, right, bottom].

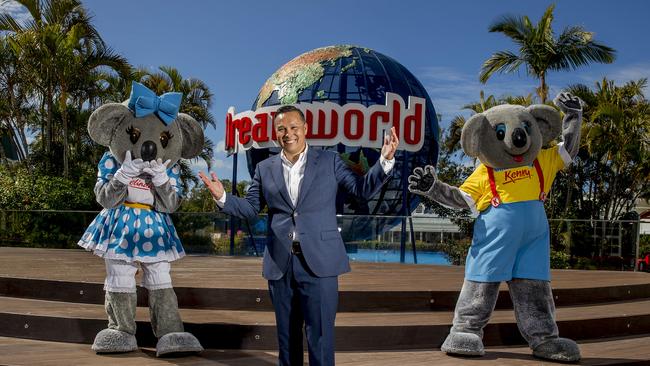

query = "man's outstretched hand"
[[381, 127, 399, 160], [199, 171, 225, 201]]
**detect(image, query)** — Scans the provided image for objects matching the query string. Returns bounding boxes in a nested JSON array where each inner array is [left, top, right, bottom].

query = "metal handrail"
[[0, 209, 648, 223]]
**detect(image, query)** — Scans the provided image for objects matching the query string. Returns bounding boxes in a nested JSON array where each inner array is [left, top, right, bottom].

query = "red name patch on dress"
[[129, 178, 153, 191]]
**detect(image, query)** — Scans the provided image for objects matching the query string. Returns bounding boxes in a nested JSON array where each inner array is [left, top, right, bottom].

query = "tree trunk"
[[17, 125, 29, 162], [8, 121, 24, 160], [539, 73, 548, 104], [46, 84, 53, 171], [563, 166, 574, 216], [76, 97, 83, 160], [63, 119, 68, 177], [7, 79, 31, 171], [61, 89, 69, 178]]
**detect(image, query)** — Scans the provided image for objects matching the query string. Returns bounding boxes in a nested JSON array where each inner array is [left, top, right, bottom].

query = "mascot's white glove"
[[114, 151, 148, 185], [144, 158, 172, 187]]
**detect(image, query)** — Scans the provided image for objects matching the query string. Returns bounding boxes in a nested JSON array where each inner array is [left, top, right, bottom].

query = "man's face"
[[275, 111, 307, 156]]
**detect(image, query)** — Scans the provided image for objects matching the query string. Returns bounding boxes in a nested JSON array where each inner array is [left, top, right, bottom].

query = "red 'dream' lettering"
[[239, 117, 252, 145], [253, 113, 270, 143]]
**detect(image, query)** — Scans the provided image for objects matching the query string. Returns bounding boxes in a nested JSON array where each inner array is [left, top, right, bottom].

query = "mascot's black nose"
[[512, 128, 527, 148], [141, 141, 157, 162]]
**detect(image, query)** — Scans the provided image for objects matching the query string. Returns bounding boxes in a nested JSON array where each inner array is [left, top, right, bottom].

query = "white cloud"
[[215, 139, 226, 152], [564, 63, 650, 96], [419, 66, 470, 82], [189, 159, 209, 172], [0, 0, 32, 27], [416, 62, 650, 126], [211, 158, 231, 170], [416, 66, 538, 128], [189, 157, 231, 172], [609, 63, 650, 83]]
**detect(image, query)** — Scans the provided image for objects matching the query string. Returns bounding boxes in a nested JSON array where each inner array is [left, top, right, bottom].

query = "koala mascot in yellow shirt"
[[408, 92, 583, 362]]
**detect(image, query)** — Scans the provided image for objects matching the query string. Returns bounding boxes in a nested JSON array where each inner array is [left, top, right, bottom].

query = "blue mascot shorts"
[[465, 200, 551, 282]]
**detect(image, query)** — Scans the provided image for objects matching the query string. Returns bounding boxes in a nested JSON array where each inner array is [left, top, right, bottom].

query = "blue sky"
[[2, 0, 649, 181]]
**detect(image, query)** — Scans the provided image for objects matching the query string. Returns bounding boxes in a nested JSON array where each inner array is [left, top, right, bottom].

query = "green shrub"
[[550, 250, 570, 269], [0, 164, 98, 247], [438, 238, 472, 266]]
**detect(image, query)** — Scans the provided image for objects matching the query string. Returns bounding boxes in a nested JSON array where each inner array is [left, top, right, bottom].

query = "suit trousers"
[[268, 252, 338, 366]]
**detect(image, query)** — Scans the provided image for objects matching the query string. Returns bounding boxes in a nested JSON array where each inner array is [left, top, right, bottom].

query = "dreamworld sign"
[[224, 92, 426, 154]]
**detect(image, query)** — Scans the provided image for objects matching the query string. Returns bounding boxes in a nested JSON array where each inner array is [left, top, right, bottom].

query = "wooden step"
[[2, 248, 649, 312], [4, 276, 650, 312], [1, 296, 650, 350], [2, 335, 650, 366]]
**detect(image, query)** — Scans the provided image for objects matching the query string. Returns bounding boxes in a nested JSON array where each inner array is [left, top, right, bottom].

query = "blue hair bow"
[[127, 81, 182, 125]]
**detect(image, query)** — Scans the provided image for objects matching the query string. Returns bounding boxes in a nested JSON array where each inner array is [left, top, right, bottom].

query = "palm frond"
[[488, 13, 531, 46], [198, 135, 214, 170], [566, 83, 595, 108], [500, 93, 534, 106], [445, 115, 465, 152], [12, 0, 40, 25], [537, 4, 555, 37], [0, 13, 26, 32], [159, 65, 183, 90], [479, 50, 522, 83], [552, 26, 616, 71]]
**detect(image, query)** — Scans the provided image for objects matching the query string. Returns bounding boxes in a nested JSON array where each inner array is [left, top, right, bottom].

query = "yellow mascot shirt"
[[459, 143, 572, 214]]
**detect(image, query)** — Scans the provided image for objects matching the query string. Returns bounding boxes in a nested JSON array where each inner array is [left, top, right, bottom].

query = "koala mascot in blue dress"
[[78, 81, 204, 356], [409, 92, 584, 362]]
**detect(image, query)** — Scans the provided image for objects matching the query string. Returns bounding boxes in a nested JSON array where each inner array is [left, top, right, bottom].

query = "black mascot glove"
[[553, 92, 584, 112], [407, 165, 437, 197]]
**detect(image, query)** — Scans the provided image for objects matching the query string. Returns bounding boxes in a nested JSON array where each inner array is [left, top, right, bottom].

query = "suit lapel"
[[270, 153, 294, 209], [296, 148, 319, 207]]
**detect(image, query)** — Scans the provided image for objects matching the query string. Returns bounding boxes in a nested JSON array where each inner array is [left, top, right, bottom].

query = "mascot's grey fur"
[[84, 90, 204, 357], [409, 92, 583, 362]]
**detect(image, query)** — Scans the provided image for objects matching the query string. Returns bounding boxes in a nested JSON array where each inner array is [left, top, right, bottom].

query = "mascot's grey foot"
[[91, 328, 137, 353], [533, 338, 581, 362], [156, 332, 204, 357], [441, 332, 485, 356]]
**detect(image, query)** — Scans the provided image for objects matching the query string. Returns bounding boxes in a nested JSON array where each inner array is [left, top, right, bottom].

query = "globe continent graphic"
[[248, 45, 439, 238]]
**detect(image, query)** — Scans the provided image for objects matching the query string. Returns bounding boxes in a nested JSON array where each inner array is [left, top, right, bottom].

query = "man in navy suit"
[[199, 105, 398, 365]]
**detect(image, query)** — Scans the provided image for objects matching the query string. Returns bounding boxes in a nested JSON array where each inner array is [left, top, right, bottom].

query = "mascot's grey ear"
[[176, 113, 204, 159], [460, 113, 488, 158], [88, 103, 131, 146], [526, 104, 562, 146]]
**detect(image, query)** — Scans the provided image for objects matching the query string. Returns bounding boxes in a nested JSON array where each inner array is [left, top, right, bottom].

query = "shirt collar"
[[280, 144, 309, 167]]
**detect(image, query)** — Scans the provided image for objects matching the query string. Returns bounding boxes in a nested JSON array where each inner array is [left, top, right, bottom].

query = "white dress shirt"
[[280, 144, 309, 207], [216, 144, 395, 209]]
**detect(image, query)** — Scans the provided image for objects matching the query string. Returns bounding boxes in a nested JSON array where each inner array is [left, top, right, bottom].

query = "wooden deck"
[[1, 247, 650, 363], [1, 247, 648, 291], [1, 336, 649, 366]]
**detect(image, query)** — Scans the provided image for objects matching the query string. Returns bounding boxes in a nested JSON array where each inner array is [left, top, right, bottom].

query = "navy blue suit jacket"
[[222, 148, 392, 280]]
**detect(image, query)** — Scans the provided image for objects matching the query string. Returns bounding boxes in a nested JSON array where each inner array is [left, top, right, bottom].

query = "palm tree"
[[563, 78, 649, 220], [0, 35, 30, 162], [479, 4, 616, 103], [0, 0, 131, 176], [137, 66, 215, 130]]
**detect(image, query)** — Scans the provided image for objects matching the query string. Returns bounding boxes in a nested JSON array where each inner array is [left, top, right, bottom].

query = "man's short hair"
[[274, 105, 305, 123]]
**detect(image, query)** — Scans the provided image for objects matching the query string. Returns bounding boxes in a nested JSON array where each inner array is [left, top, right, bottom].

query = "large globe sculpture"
[[247, 45, 439, 238]]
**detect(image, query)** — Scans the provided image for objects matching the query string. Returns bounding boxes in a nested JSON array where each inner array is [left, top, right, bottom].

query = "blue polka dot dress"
[[78, 152, 185, 263]]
